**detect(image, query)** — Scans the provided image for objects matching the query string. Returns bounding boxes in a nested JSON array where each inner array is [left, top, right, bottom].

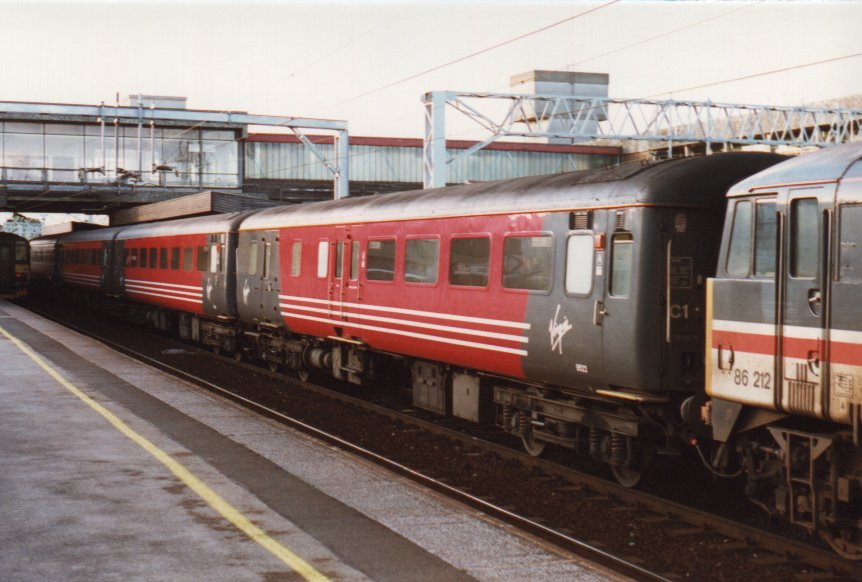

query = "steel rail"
[[25, 303, 862, 580]]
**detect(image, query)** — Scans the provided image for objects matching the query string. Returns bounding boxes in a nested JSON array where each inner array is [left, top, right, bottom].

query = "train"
[[0, 231, 30, 299], [29, 143, 862, 559]]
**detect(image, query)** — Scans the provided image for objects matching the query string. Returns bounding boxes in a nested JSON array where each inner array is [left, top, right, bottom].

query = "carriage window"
[[367, 239, 395, 282], [405, 238, 439, 284], [503, 235, 553, 291], [291, 241, 302, 277], [15, 241, 27, 261], [754, 201, 777, 277], [210, 244, 222, 274], [196, 246, 209, 272], [566, 234, 594, 295], [350, 241, 360, 281], [263, 242, 272, 279], [170, 247, 180, 270], [726, 201, 752, 276], [159, 248, 168, 269], [335, 241, 345, 278], [839, 204, 862, 281], [317, 241, 328, 278], [129, 249, 138, 268], [183, 247, 194, 271], [449, 237, 490, 287], [791, 198, 818, 278], [149, 248, 158, 269], [248, 242, 258, 276], [610, 233, 633, 297]]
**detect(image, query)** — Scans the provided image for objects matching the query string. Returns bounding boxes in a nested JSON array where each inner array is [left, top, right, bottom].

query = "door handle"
[[593, 300, 608, 326], [807, 288, 821, 315]]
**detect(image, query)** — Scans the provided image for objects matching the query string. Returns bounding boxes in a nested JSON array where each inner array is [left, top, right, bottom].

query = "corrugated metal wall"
[[245, 142, 615, 183]]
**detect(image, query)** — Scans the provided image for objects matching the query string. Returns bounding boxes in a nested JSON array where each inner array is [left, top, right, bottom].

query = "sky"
[[1, 0, 860, 142]]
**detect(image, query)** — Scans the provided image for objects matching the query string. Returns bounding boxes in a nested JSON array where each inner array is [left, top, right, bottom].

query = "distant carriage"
[[0, 232, 29, 299]]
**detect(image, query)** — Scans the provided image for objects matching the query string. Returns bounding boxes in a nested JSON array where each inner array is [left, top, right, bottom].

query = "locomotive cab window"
[[565, 233, 594, 295], [790, 198, 819, 278], [405, 238, 439, 284], [610, 233, 633, 297], [502, 235, 553, 292], [754, 201, 777, 277], [367, 239, 395, 282], [726, 201, 753, 276]]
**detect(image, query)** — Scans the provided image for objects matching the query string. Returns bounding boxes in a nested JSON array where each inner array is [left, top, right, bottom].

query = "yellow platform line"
[[0, 324, 330, 582]]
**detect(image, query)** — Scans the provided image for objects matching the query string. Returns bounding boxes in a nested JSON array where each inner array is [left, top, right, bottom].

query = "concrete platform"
[[0, 300, 616, 582]]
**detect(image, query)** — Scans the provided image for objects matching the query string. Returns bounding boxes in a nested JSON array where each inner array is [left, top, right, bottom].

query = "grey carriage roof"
[[729, 141, 862, 196], [115, 212, 250, 240], [240, 152, 785, 231]]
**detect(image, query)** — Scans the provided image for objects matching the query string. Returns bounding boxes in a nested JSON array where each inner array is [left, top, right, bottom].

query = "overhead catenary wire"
[[317, 0, 622, 114]]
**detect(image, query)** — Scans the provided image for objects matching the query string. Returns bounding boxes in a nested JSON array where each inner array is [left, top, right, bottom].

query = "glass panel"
[[183, 247, 194, 271], [840, 205, 862, 281], [196, 246, 209, 272], [790, 198, 819, 278], [367, 239, 396, 281], [248, 242, 258, 276], [263, 242, 272, 278], [149, 248, 158, 269], [5, 122, 42, 134], [335, 241, 344, 278], [170, 247, 180, 270], [405, 238, 439, 284], [754, 201, 777, 277], [317, 241, 328, 278], [5, 133, 44, 180], [502, 235, 553, 291], [159, 248, 168, 269], [610, 233, 633, 297], [726, 201, 752, 276], [566, 234, 594, 294], [210, 244, 222, 274], [15, 241, 28, 261], [291, 241, 301, 277], [44, 124, 83, 136], [350, 241, 360, 280], [449, 237, 490, 287]]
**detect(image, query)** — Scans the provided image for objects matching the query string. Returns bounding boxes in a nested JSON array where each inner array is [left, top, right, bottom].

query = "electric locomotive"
[[0, 231, 29, 299], [700, 142, 862, 559]]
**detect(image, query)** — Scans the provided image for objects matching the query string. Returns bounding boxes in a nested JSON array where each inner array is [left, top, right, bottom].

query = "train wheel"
[[297, 366, 311, 382], [521, 432, 546, 457], [821, 529, 862, 561], [611, 464, 643, 488]]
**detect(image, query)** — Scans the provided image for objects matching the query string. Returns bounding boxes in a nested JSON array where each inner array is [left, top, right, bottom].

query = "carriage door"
[[240, 230, 280, 322], [202, 234, 227, 314], [778, 186, 835, 419], [329, 227, 354, 322]]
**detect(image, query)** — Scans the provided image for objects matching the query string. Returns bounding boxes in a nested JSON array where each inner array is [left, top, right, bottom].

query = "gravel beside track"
[[18, 296, 862, 582]]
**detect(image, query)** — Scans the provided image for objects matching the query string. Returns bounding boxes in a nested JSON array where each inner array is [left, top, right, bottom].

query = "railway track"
[[20, 299, 862, 581]]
